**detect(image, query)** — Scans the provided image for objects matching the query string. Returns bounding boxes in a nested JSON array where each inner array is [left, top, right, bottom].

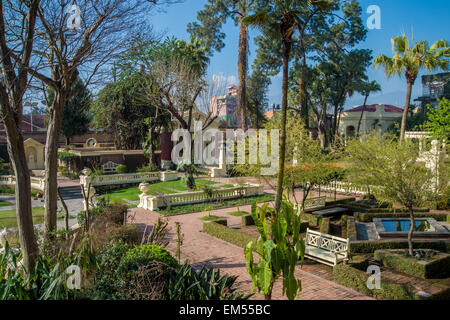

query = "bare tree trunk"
[[356, 95, 369, 137], [275, 39, 292, 213], [5, 126, 38, 271], [237, 22, 248, 130], [299, 51, 309, 129], [400, 80, 413, 141], [44, 94, 65, 236]]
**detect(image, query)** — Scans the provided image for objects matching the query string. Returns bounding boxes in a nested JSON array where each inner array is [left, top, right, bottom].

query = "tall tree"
[[0, 0, 40, 272], [243, 0, 333, 215], [374, 35, 450, 141], [20, 0, 158, 235], [46, 76, 92, 145], [247, 68, 271, 128], [355, 80, 381, 136], [188, 0, 262, 130]]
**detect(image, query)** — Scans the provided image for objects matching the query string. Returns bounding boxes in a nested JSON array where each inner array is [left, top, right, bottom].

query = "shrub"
[[109, 225, 139, 246], [319, 217, 330, 234], [115, 165, 127, 174], [300, 213, 321, 227], [374, 249, 450, 279], [119, 244, 179, 273], [350, 240, 450, 254], [347, 216, 357, 241], [137, 163, 159, 173], [203, 221, 258, 252], [333, 263, 416, 300], [241, 214, 255, 226], [167, 262, 251, 300], [354, 212, 447, 222], [341, 215, 349, 238]]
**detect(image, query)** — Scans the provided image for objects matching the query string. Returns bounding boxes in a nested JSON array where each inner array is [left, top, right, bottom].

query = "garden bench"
[[101, 161, 120, 174], [295, 196, 326, 213], [304, 228, 349, 267]]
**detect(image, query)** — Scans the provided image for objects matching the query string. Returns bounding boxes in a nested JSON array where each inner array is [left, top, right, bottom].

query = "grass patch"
[[229, 211, 249, 217], [198, 215, 222, 221], [0, 207, 72, 228], [0, 200, 13, 207], [158, 194, 275, 216], [100, 179, 224, 201]]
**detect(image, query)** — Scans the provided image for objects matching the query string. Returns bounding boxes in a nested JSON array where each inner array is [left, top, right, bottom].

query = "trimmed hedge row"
[[203, 221, 258, 250], [241, 214, 255, 226], [354, 212, 448, 222], [350, 240, 450, 254], [374, 250, 450, 279], [319, 218, 330, 234], [300, 213, 322, 227], [341, 215, 349, 239], [343, 204, 430, 214], [333, 263, 416, 300], [325, 197, 356, 207], [347, 217, 357, 241]]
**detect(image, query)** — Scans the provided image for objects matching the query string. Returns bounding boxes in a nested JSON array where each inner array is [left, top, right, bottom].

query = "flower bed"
[[374, 249, 450, 279]]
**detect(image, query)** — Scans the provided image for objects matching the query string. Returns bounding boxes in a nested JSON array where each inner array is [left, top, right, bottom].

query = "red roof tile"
[[346, 104, 403, 113]]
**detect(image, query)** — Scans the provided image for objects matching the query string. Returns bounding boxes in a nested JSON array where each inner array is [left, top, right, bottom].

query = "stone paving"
[[129, 204, 373, 300]]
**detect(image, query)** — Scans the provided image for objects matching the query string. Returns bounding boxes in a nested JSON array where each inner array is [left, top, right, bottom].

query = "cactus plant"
[[245, 201, 305, 300]]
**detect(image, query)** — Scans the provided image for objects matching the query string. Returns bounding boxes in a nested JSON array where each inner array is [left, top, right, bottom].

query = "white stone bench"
[[102, 161, 120, 174], [304, 228, 349, 267]]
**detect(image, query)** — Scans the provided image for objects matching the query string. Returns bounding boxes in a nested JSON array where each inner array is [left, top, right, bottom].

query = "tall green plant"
[[374, 35, 449, 141], [245, 201, 305, 300]]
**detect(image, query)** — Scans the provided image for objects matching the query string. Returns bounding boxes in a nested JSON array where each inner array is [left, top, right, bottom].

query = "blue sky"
[[149, 0, 450, 109]]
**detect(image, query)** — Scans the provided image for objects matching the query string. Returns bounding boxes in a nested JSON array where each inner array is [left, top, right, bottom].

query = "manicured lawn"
[[158, 194, 275, 216], [0, 200, 13, 207], [100, 179, 228, 202], [198, 215, 221, 221], [0, 207, 72, 228], [228, 211, 249, 217]]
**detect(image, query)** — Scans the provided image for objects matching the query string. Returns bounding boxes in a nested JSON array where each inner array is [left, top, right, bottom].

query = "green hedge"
[[300, 213, 322, 227], [341, 215, 349, 239], [343, 204, 430, 214], [241, 214, 255, 226], [325, 197, 356, 206], [354, 212, 448, 222], [203, 221, 258, 250], [350, 240, 450, 254], [319, 218, 330, 234], [333, 263, 416, 300], [447, 214, 450, 223], [374, 250, 450, 279], [347, 216, 357, 241]]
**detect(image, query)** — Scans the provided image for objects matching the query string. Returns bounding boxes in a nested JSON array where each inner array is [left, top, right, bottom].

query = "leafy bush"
[[333, 263, 416, 300], [374, 249, 450, 279], [167, 262, 251, 300], [119, 245, 179, 274], [350, 240, 450, 254], [319, 217, 330, 234], [203, 221, 258, 251], [109, 225, 139, 246], [347, 216, 357, 241], [115, 165, 128, 174], [137, 163, 159, 173], [300, 213, 322, 227]]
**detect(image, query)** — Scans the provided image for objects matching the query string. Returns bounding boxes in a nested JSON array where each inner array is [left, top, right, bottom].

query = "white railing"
[[320, 181, 370, 195], [0, 175, 45, 191], [139, 183, 265, 211], [80, 171, 178, 187]]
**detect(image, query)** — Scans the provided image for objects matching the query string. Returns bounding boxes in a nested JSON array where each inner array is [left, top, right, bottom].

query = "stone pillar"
[[160, 131, 173, 170]]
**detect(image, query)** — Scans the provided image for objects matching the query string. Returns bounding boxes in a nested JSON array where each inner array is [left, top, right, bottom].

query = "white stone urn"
[[83, 186, 96, 210], [138, 182, 151, 208]]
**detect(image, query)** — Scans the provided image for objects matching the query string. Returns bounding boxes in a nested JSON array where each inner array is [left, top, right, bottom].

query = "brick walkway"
[[128, 205, 373, 300]]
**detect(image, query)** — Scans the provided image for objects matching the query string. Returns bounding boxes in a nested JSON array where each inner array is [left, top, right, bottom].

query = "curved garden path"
[[128, 204, 373, 300]]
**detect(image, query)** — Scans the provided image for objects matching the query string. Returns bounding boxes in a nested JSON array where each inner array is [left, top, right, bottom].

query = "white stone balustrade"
[[139, 183, 265, 211], [0, 175, 45, 191], [80, 171, 178, 187]]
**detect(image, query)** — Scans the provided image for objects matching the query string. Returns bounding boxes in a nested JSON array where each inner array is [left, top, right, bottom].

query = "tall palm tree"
[[355, 80, 381, 136], [243, 0, 333, 213], [374, 35, 449, 141]]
